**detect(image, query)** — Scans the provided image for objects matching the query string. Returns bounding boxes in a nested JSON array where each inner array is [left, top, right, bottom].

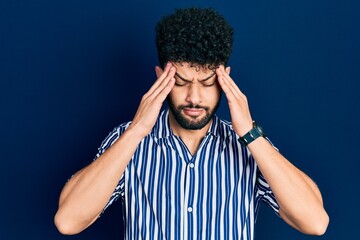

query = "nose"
[[185, 83, 202, 105]]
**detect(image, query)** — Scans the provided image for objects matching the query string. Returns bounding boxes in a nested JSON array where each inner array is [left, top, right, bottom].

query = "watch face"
[[254, 122, 265, 136]]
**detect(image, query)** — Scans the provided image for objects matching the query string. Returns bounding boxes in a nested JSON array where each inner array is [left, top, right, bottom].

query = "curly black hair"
[[156, 8, 234, 70]]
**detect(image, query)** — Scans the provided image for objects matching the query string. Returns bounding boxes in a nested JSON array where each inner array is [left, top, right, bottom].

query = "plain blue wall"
[[1, 0, 359, 239]]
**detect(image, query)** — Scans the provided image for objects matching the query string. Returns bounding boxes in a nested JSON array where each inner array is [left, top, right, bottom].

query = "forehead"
[[173, 62, 215, 80]]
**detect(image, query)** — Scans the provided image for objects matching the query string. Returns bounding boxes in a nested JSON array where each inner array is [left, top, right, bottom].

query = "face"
[[166, 62, 222, 130]]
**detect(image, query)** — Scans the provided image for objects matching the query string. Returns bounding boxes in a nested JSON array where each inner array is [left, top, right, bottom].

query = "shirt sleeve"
[[93, 123, 130, 215], [254, 136, 280, 217], [255, 169, 280, 216]]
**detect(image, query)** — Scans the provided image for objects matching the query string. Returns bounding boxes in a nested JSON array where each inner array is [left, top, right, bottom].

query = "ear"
[[225, 66, 231, 75], [155, 66, 164, 78]]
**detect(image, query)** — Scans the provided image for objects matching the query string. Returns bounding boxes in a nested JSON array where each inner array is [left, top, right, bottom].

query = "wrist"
[[238, 121, 266, 146], [126, 123, 150, 141], [238, 122, 254, 137]]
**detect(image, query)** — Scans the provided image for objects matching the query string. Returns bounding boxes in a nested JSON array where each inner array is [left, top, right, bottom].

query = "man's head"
[[155, 8, 233, 130], [156, 8, 234, 70]]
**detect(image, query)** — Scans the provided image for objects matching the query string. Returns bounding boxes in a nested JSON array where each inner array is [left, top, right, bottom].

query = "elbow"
[[282, 207, 330, 236], [54, 210, 82, 235], [301, 210, 330, 236], [310, 212, 329, 236]]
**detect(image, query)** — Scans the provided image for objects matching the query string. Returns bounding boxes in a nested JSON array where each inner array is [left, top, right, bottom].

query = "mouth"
[[182, 107, 205, 117]]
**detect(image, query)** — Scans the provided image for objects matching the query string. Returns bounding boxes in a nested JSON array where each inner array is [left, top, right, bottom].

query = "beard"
[[167, 96, 221, 130]]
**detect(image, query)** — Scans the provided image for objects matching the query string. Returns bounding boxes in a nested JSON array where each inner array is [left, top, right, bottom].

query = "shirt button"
[[187, 207, 193, 212], [189, 163, 195, 168]]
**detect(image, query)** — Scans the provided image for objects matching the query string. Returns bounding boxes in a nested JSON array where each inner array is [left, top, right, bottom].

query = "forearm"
[[54, 63, 176, 235], [248, 137, 329, 235], [54, 126, 144, 235], [215, 66, 329, 234]]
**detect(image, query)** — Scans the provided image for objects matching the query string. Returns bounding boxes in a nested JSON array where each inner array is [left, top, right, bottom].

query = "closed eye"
[[174, 72, 217, 87], [174, 78, 190, 87], [200, 77, 217, 87]]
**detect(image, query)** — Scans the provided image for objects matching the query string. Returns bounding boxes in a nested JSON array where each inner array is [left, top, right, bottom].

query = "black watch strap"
[[239, 122, 266, 146]]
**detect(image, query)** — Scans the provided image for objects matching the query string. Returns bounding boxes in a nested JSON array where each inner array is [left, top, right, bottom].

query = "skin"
[[54, 63, 176, 234], [54, 62, 329, 235], [215, 65, 329, 234], [164, 62, 222, 154]]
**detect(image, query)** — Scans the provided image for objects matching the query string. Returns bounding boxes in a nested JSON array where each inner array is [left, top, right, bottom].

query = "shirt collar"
[[152, 108, 221, 139]]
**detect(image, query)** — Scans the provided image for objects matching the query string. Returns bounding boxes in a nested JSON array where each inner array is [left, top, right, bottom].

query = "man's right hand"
[[54, 63, 175, 235], [129, 62, 175, 138]]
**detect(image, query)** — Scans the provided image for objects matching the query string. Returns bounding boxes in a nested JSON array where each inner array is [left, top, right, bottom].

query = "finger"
[[217, 76, 238, 104], [148, 67, 176, 99], [216, 67, 239, 101], [144, 63, 174, 98], [225, 66, 231, 75], [155, 66, 163, 78], [148, 63, 172, 93], [217, 67, 248, 108], [218, 66, 245, 99], [219, 66, 238, 90], [220, 66, 243, 96], [155, 76, 175, 102]]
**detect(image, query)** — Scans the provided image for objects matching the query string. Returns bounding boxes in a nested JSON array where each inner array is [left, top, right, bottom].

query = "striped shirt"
[[95, 109, 279, 240]]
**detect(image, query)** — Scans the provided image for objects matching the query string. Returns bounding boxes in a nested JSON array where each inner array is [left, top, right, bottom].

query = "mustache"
[[179, 104, 210, 111]]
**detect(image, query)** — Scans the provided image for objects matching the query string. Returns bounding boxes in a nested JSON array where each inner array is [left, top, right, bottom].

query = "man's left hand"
[[216, 65, 253, 137]]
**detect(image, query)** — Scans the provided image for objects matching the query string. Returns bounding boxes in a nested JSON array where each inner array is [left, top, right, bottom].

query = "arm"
[[216, 66, 329, 235], [54, 63, 176, 235]]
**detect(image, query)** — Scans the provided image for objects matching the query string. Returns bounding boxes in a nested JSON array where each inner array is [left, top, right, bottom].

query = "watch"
[[239, 121, 266, 146]]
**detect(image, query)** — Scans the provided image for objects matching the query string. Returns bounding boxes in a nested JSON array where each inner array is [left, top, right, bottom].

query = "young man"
[[55, 8, 329, 239]]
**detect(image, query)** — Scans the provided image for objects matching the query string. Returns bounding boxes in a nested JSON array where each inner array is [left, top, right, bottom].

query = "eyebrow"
[[175, 72, 216, 82]]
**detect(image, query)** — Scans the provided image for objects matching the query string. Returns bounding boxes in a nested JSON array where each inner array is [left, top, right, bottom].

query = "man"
[[55, 8, 329, 239]]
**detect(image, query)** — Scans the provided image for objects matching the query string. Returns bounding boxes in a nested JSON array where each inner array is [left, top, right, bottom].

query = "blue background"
[[1, 0, 359, 239]]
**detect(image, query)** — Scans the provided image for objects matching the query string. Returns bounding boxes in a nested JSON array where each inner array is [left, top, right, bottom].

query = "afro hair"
[[156, 8, 234, 70]]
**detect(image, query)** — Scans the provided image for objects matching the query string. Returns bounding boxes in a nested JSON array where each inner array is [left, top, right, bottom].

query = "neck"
[[168, 111, 212, 155]]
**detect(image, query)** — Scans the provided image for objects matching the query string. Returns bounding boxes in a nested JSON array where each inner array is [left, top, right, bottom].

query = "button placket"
[[185, 161, 195, 214], [187, 161, 197, 214]]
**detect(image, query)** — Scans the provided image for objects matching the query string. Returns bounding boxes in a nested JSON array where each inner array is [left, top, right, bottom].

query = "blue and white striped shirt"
[[95, 109, 279, 240]]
